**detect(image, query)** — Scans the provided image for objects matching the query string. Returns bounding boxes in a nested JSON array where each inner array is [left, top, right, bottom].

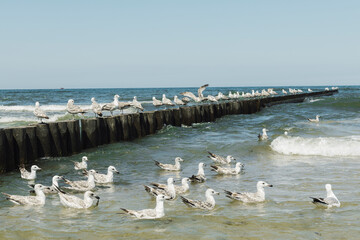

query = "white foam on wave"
[[0, 105, 91, 112], [0, 114, 66, 123], [270, 135, 360, 157]]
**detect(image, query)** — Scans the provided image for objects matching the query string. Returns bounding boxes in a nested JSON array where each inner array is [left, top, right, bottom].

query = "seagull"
[[66, 99, 86, 118], [2, 184, 50, 206], [151, 177, 191, 195], [152, 96, 163, 106], [29, 175, 65, 194], [162, 94, 175, 106], [91, 97, 103, 117], [154, 157, 184, 171], [181, 188, 219, 210], [73, 156, 89, 170], [64, 169, 97, 191], [189, 162, 206, 183], [308, 115, 320, 123], [173, 96, 185, 105], [308, 88, 313, 92], [55, 186, 100, 209], [144, 178, 176, 200], [181, 97, 191, 103], [180, 84, 209, 103], [130, 96, 144, 112], [83, 166, 119, 184], [310, 184, 340, 208], [325, 87, 330, 91], [101, 94, 120, 116], [33, 102, 49, 123], [224, 181, 273, 203], [258, 128, 268, 141], [19, 165, 41, 180], [121, 194, 168, 219], [210, 162, 244, 175], [282, 89, 287, 94], [207, 152, 235, 164], [206, 95, 218, 102]]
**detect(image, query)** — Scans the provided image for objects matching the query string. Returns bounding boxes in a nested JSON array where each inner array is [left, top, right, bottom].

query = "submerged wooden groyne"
[[0, 90, 338, 173]]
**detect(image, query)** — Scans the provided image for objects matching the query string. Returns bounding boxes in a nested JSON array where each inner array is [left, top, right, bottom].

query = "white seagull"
[[207, 152, 235, 164], [282, 89, 287, 94], [308, 88, 313, 92], [83, 166, 119, 184], [162, 94, 175, 106], [151, 177, 191, 195], [144, 178, 176, 200], [154, 157, 184, 171], [189, 162, 206, 183], [73, 156, 89, 170], [101, 94, 120, 116], [66, 99, 86, 118], [29, 175, 65, 194], [308, 115, 320, 123], [181, 188, 219, 210], [210, 162, 244, 175], [121, 194, 168, 219], [91, 97, 103, 117], [33, 102, 49, 123], [174, 95, 185, 105], [310, 184, 340, 208], [64, 169, 97, 191], [130, 96, 144, 112], [258, 128, 268, 141], [152, 96, 163, 106], [55, 186, 100, 209], [2, 184, 50, 206], [19, 165, 41, 180], [224, 181, 273, 203]]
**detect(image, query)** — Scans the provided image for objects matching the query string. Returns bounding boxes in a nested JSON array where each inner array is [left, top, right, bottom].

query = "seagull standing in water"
[[258, 128, 268, 141], [310, 184, 340, 208], [91, 97, 103, 117], [207, 152, 235, 164], [224, 181, 273, 203], [102, 94, 120, 116], [67, 99, 87, 118], [189, 162, 206, 183], [151, 177, 191, 195], [2, 184, 50, 206], [73, 156, 89, 170], [121, 194, 168, 219], [181, 188, 219, 210], [308, 115, 320, 123], [83, 166, 119, 184], [154, 157, 184, 171], [19, 165, 41, 180], [33, 102, 49, 123], [55, 186, 100, 209], [210, 162, 244, 175]]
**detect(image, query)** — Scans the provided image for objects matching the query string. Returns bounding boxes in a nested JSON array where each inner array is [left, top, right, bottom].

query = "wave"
[[270, 135, 360, 157], [0, 105, 92, 112]]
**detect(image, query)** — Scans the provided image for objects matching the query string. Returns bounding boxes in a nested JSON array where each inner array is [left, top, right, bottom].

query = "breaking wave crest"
[[270, 135, 360, 157]]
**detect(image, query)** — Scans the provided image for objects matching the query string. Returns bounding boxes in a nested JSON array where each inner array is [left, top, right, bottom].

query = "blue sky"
[[0, 1, 359, 89]]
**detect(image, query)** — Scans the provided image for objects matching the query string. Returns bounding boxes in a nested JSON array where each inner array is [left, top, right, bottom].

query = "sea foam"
[[270, 135, 360, 157]]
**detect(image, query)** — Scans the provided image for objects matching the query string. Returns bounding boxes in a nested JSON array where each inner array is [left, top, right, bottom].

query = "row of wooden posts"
[[0, 89, 337, 173]]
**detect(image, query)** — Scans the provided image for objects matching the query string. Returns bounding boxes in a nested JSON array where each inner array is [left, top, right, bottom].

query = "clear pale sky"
[[0, 1, 359, 89]]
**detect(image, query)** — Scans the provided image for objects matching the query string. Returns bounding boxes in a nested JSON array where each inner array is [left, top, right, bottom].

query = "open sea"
[[0, 86, 359, 239]]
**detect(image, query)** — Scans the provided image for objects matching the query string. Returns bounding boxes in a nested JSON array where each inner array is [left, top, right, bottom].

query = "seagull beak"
[[115, 171, 120, 174], [215, 191, 220, 195], [268, 184, 273, 187], [95, 196, 100, 200]]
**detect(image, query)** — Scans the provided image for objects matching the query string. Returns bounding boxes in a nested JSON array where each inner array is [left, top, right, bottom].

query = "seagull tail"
[[224, 190, 234, 197], [310, 197, 326, 205], [1, 192, 11, 198], [154, 160, 161, 168], [180, 196, 194, 207], [210, 165, 218, 171], [53, 185, 67, 194]]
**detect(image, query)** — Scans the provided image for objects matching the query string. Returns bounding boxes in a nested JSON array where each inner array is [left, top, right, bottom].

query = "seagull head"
[[199, 162, 206, 168], [206, 188, 220, 196], [226, 155, 236, 162], [156, 194, 168, 201], [257, 181, 273, 189], [31, 165, 41, 171], [108, 166, 119, 174], [35, 102, 40, 107], [91, 97, 96, 102], [182, 178, 191, 184], [82, 156, 88, 162], [235, 162, 244, 168], [167, 178, 175, 185], [88, 169, 97, 175], [68, 99, 74, 104], [175, 157, 184, 162], [325, 184, 332, 192], [85, 191, 100, 200]]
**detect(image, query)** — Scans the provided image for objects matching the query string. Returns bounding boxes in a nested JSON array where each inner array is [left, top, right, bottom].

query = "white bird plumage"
[[144, 178, 176, 200], [308, 115, 320, 123], [189, 162, 206, 182], [83, 166, 119, 184], [66, 99, 86, 118], [91, 97, 103, 117], [258, 128, 268, 141], [154, 157, 184, 171], [181, 188, 219, 210], [224, 181, 273, 203], [210, 162, 244, 175], [121, 194, 168, 219], [73, 156, 88, 170], [207, 152, 235, 164], [151, 177, 191, 195], [101, 94, 120, 115], [64, 169, 97, 191], [33, 102, 49, 123], [55, 186, 100, 209], [310, 184, 340, 208], [19, 165, 41, 180], [2, 184, 49, 206]]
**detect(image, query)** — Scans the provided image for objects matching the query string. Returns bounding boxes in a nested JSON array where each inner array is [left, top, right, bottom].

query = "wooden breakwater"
[[0, 89, 338, 173]]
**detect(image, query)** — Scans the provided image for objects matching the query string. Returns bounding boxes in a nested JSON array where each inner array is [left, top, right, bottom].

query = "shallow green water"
[[1, 87, 360, 239]]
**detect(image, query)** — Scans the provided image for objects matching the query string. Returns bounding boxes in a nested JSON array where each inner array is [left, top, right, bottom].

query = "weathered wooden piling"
[[0, 90, 338, 173]]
